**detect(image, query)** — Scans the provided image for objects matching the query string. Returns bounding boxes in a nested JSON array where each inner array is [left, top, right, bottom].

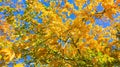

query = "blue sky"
[[39, 0, 111, 28], [0, 0, 112, 28]]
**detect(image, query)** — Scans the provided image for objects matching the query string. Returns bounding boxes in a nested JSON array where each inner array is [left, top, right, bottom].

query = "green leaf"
[[37, 63, 40, 67], [98, 51, 102, 56]]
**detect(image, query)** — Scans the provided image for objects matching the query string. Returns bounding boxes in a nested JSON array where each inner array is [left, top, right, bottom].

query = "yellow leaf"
[[16, 53, 21, 59], [0, 55, 2, 59], [0, 48, 15, 62], [14, 64, 24, 67]]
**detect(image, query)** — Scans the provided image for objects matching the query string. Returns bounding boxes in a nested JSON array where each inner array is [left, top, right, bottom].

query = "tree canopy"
[[0, 0, 120, 67]]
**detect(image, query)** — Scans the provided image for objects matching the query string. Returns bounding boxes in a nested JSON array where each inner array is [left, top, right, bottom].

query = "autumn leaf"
[[14, 64, 24, 67], [0, 0, 119, 66], [0, 48, 15, 62], [0, 0, 2, 2]]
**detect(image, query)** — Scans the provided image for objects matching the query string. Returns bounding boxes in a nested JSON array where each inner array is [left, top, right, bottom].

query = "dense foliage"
[[0, 0, 120, 67]]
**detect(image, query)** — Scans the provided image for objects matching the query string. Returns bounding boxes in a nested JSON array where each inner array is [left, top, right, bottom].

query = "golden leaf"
[[0, 48, 15, 62], [14, 64, 24, 67]]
